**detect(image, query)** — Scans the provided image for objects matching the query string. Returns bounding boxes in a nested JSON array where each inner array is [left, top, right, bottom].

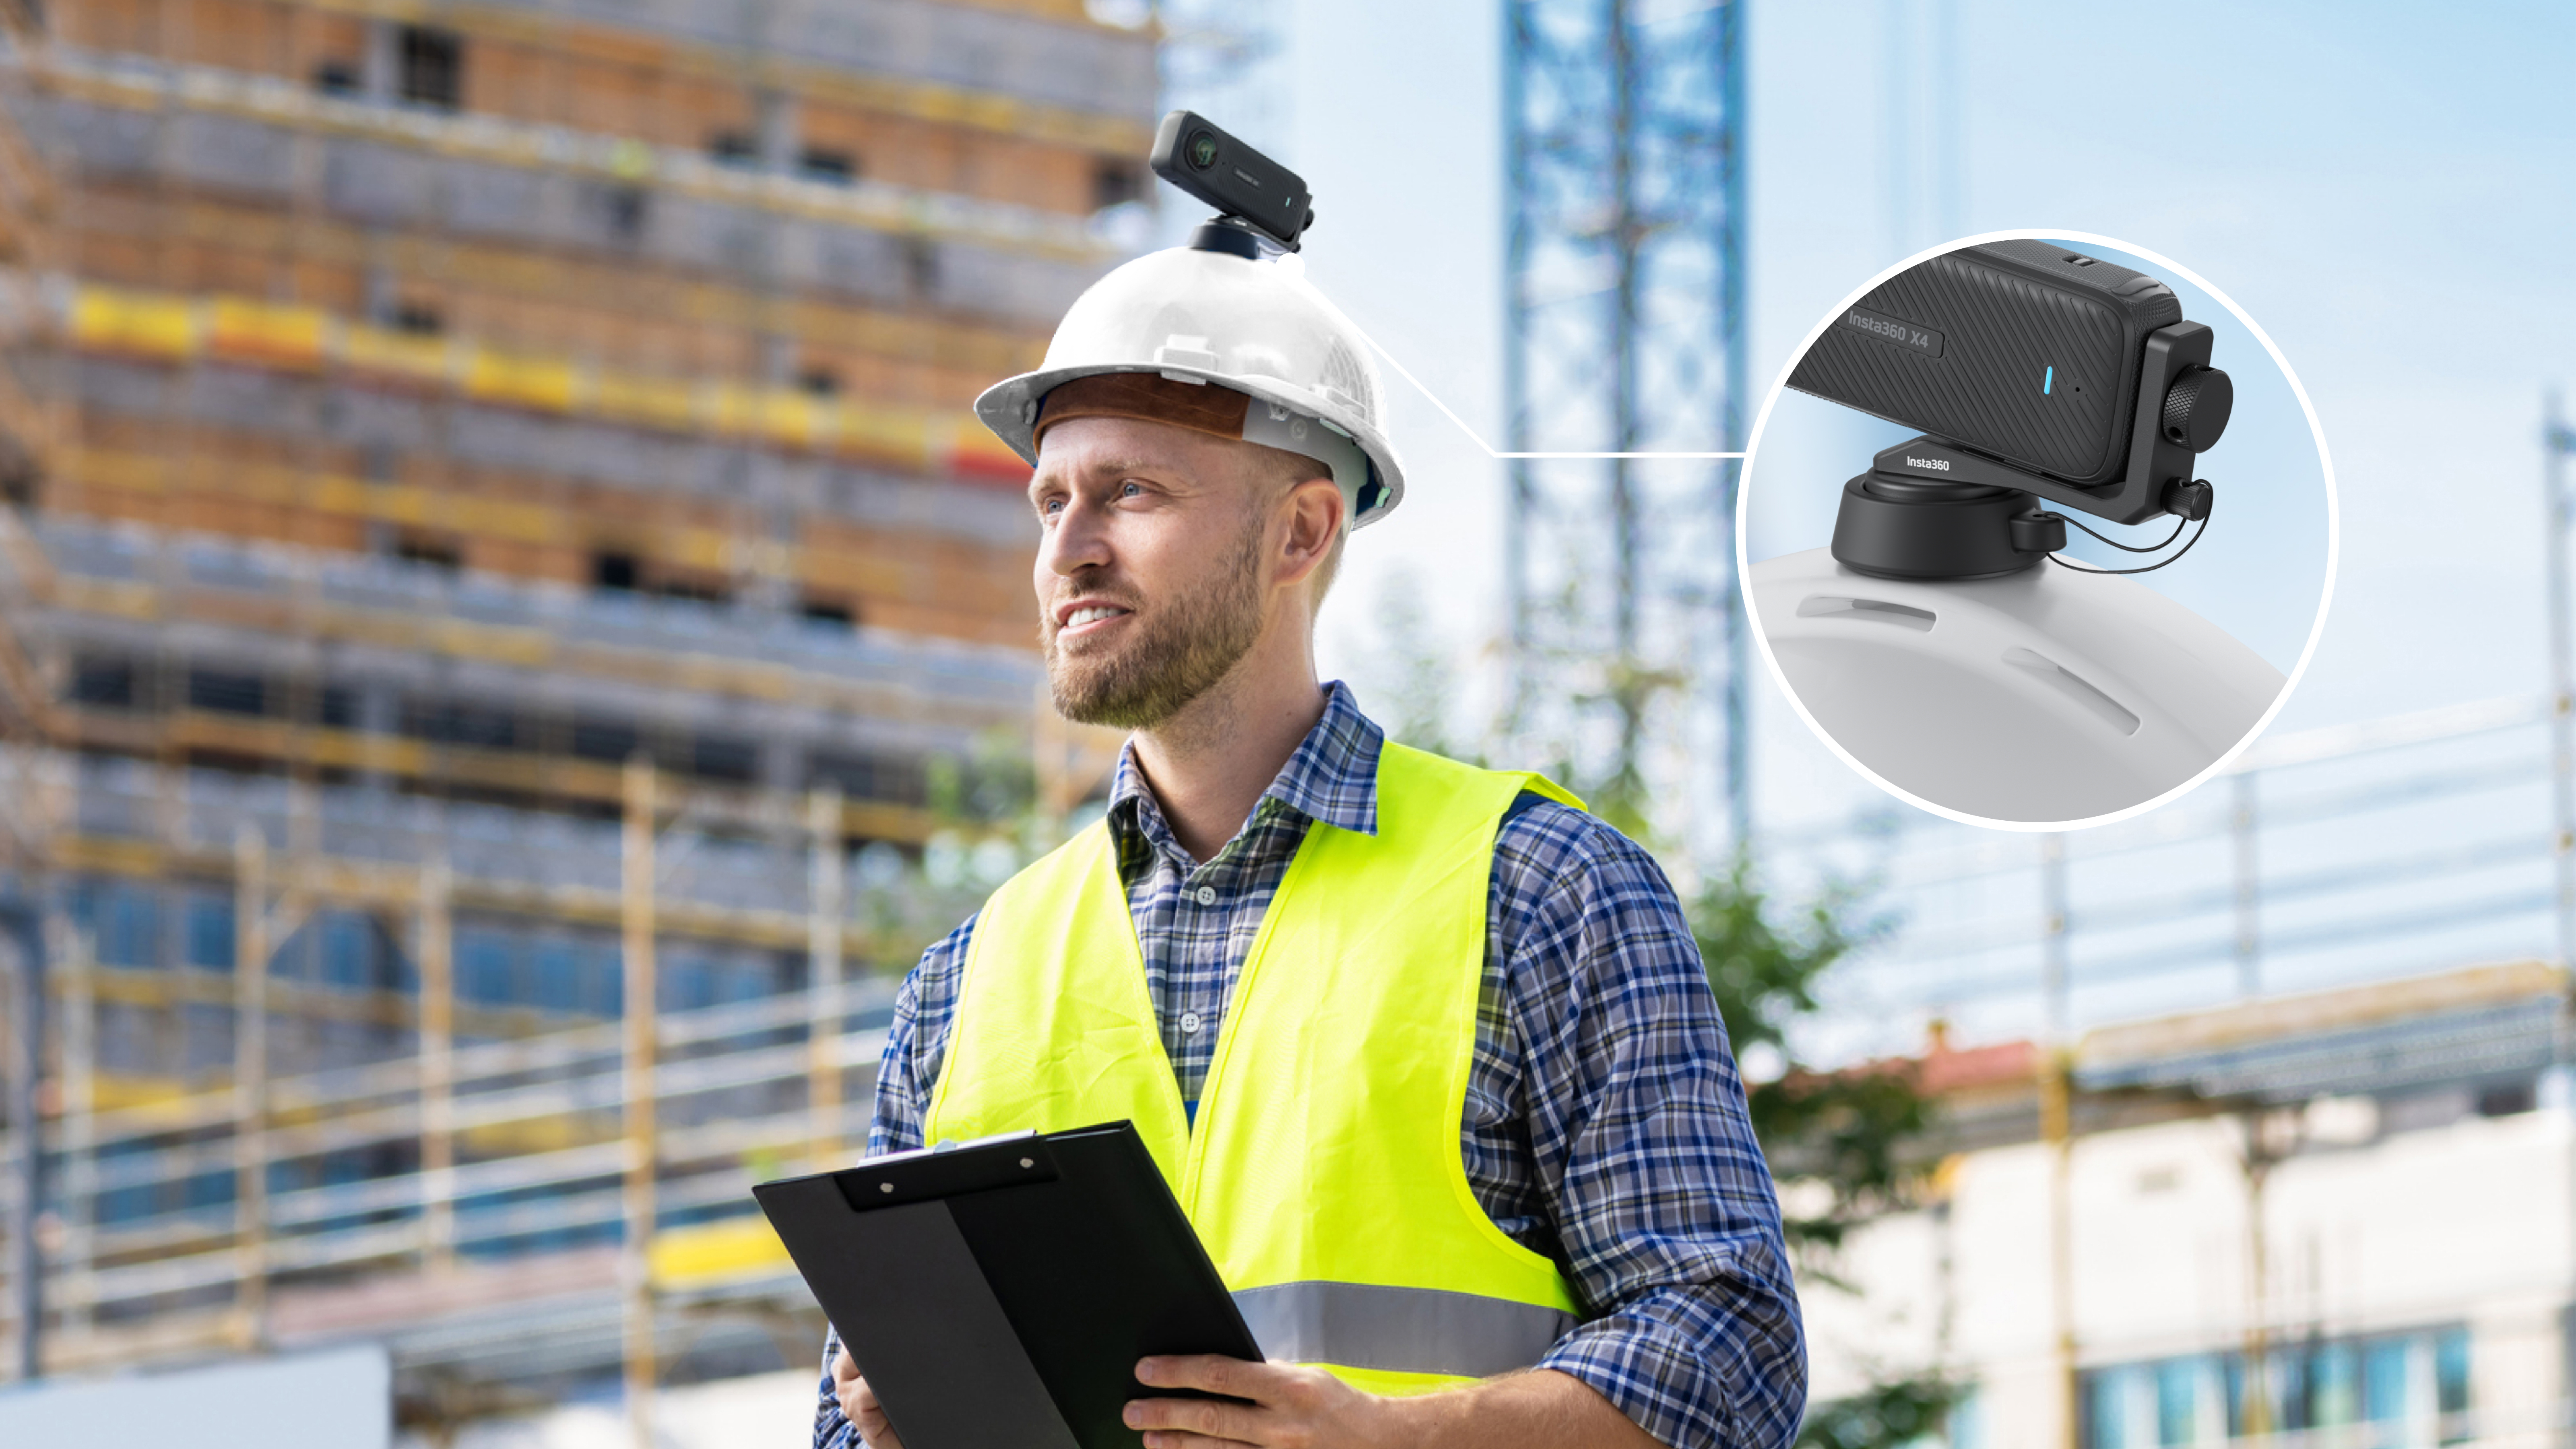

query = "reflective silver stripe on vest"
[[1232, 1281, 1578, 1379]]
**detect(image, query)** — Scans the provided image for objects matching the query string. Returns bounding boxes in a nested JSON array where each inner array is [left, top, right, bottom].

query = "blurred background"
[[0, 2, 2563, 1448]]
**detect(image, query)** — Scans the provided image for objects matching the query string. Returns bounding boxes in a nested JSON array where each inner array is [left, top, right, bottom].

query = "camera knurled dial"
[[2160, 365, 2234, 453]]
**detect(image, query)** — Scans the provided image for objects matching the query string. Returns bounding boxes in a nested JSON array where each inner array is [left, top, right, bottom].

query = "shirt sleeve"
[[1495, 806, 1806, 1449], [813, 915, 974, 1449]]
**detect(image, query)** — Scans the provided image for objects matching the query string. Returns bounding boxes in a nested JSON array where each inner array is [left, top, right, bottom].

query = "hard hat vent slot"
[[1795, 595, 1936, 632], [2002, 646, 2140, 736]]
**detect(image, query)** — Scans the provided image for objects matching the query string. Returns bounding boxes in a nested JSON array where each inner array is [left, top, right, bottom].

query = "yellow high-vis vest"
[[922, 741, 1584, 1394]]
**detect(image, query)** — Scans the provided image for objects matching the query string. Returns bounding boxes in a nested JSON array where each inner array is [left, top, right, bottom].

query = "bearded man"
[[810, 229, 1804, 1449]]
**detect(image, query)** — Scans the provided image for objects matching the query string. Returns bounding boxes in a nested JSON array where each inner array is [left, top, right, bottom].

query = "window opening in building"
[[401, 697, 520, 752], [532, 939, 578, 1014], [458, 930, 520, 1005], [394, 530, 462, 570], [312, 59, 361, 95], [186, 895, 235, 970], [69, 654, 136, 708], [798, 147, 857, 184], [396, 26, 464, 110], [799, 595, 855, 629], [592, 551, 640, 592], [691, 734, 760, 784], [797, 365, 841, 397], [72, 878, 161, 968], [187, 668, 267, 716], [316, 911, 401, 991], [2080, 1327, 2471, 1447], [389, 302, 444, 336], [708, 130, 761, 167], [320, 684, 361, 730], [808, 749, 925, 805], [572, 714, 641, 764]]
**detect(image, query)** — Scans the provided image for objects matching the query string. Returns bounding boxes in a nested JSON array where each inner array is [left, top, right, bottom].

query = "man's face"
[[1028, 415, 1276, 728]]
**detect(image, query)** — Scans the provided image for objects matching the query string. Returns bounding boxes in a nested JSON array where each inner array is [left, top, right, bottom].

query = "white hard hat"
[[973, 240, 1406, 528]]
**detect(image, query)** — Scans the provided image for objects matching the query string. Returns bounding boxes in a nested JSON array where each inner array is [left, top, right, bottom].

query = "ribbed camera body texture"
[[1789, 239, 2185, 487]]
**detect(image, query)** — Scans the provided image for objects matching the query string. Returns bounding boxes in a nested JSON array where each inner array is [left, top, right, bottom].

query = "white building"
[[1803, 962, 2570, 1449]]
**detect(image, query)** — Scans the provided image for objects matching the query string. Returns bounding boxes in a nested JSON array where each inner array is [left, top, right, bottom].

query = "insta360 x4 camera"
[[1787, 240, 2235, 581], [1149, 110, 1315, 256]]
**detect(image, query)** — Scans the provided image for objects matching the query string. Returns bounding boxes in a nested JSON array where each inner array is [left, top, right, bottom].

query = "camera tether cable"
[[2043, 502, 2213, 576]]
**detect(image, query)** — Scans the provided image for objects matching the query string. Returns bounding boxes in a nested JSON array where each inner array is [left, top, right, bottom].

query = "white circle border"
[[1733, 228, 2342, 834]]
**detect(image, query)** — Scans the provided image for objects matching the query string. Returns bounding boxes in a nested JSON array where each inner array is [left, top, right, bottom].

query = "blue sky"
[[1231, 0, 2576, 841]]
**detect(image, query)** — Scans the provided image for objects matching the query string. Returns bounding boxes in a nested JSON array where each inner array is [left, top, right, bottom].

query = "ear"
[[1269, 474, 1346, 591]]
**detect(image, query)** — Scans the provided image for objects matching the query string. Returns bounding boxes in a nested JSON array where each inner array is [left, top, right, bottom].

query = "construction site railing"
[[1764, 694, 2565, 1052]]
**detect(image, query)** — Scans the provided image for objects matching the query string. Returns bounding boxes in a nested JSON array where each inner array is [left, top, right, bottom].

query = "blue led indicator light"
[[2044, 365, 2055, 395]]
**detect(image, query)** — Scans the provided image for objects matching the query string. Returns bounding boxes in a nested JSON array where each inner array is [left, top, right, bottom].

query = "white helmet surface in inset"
[[973, 241, 1406, 528]]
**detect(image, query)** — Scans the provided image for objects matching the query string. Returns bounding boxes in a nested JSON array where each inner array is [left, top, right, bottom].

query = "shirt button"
[[1180, 1011, 1203, 1035], [1194, 885, 1217, 906]]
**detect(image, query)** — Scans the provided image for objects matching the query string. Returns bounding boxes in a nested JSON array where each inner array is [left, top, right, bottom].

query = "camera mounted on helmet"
[[1150, 111, 1316, 257], [972, 111, 1407, 529]]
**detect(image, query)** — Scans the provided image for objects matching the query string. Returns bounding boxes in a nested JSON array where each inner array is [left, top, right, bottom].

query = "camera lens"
[[1187, 132, 1219, 169]]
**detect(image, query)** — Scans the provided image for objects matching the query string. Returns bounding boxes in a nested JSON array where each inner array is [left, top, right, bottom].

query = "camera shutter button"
[[2160, 366, 2234, 452]]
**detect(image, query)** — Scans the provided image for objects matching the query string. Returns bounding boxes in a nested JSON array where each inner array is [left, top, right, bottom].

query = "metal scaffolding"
[[0, 738, 910, 1418], [0, 0, 1148, 1437], [1502, 0, 1750, 851]]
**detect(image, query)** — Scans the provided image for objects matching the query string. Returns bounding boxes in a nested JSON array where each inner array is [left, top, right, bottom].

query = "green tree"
[[1688, 865, 1957, 1448], [1794, 1379, 1961, 1449]]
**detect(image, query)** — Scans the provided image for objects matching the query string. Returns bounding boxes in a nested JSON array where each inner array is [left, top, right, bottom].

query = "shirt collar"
[[1106, 680, 1383, 839]]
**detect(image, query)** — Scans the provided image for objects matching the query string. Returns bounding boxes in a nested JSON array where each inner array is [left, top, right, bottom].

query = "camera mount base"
[[1831, 435, 2217, 581], [1830, 469, 2063, 580]]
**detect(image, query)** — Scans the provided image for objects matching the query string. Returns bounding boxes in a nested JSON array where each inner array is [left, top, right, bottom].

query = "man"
[[813, 230, 1803, 1449]]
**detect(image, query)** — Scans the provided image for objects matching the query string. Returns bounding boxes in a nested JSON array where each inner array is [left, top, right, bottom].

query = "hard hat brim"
[[974, 363, 1408, 528]]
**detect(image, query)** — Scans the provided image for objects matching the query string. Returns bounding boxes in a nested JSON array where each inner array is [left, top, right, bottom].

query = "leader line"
[[1362, 332, 1746, 462]]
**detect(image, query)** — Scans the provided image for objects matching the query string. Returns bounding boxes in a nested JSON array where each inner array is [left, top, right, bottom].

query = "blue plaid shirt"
[[815, 683, 1803, 1449]]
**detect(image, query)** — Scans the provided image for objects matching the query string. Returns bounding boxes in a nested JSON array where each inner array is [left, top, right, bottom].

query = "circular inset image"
[[1738, 231, 2336, 829]]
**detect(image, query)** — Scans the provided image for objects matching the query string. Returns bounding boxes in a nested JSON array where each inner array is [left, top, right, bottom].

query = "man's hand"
[[1124, 1356, 1394, 1449], [1123, 1356, 1666, 1449], [832, 1347, 904, 1449]]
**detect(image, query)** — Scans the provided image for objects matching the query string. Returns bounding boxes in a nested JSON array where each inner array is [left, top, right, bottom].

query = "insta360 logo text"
[[1841, 306, 1945, 359], [1904, 456, 1951, 473]]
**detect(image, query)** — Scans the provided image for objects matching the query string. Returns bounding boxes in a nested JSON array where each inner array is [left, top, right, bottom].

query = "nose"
[[1037, 492, 1113, 579]]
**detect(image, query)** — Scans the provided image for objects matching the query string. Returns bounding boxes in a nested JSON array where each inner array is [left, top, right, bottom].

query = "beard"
[[1043, 510, 1267, 729]]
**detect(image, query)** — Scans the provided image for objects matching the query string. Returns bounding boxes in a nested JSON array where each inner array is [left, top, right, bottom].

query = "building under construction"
[[0, 0, 1148, 1433]]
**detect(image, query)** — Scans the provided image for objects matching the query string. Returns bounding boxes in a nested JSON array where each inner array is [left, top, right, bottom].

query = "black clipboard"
[[754, 1119, 1265, 1449]]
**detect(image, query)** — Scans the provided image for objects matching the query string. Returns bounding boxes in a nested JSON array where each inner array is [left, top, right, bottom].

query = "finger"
[[1136, 1432, 1257, 1449], [850, 1382, 902, 1449], [849, 1380, 888, 1432], [853, 1378, 880, 1414], [1135, 1354, 1280, 1400], [1125, 1394, 1266, 1442], [834, 1348, 860, 1387]]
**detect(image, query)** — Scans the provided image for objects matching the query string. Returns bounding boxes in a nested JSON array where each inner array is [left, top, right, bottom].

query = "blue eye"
[[1120, 481, 1144, 498]]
